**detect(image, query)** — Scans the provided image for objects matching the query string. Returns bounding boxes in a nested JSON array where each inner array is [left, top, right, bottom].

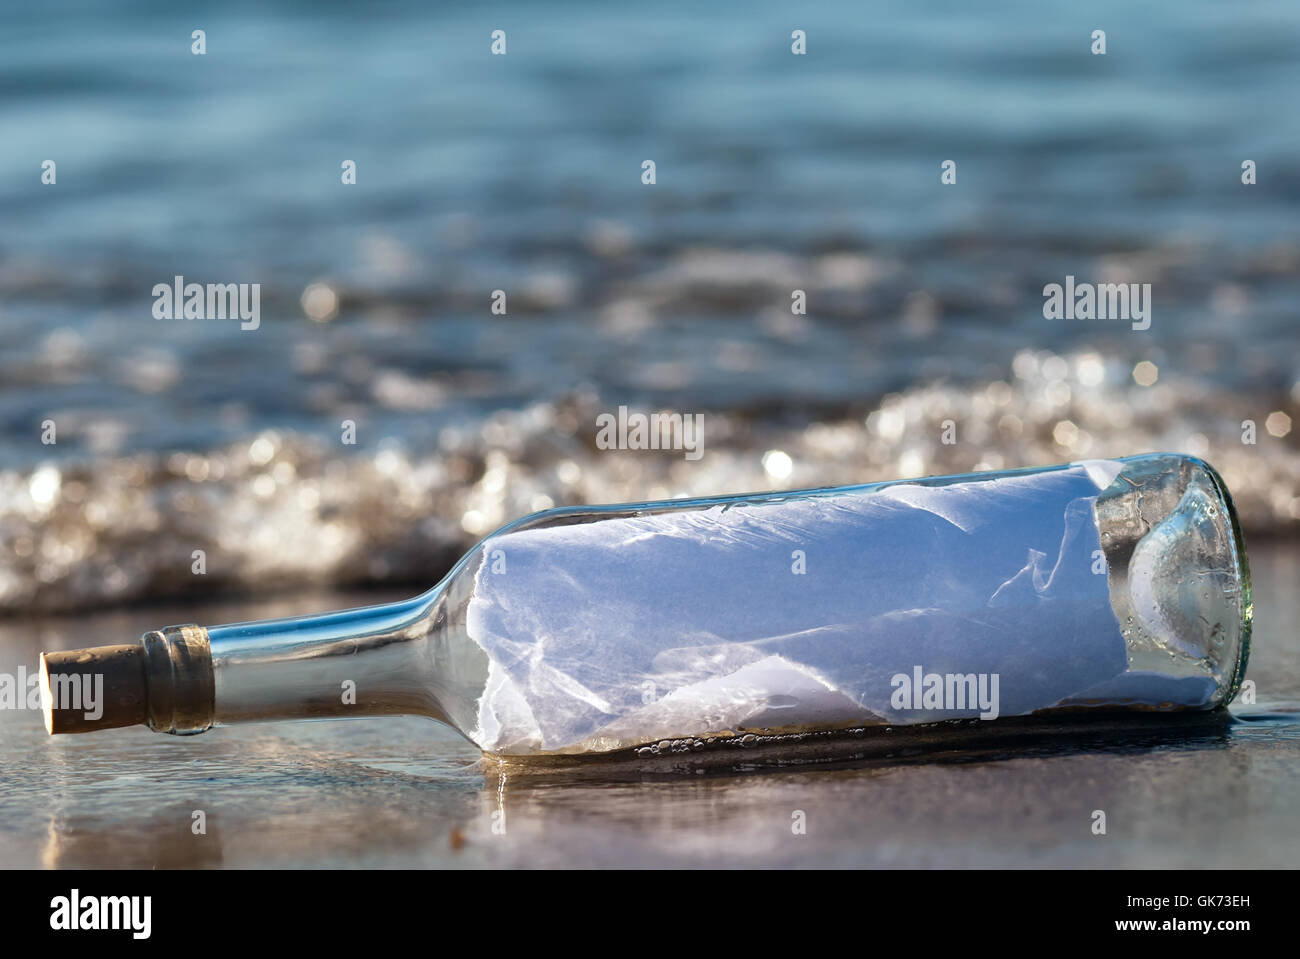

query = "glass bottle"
[[41, 452, 1251, 757]]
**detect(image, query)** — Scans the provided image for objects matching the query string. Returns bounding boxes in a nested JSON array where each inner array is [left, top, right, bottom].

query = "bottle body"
[[447, 453, 1250, 754], [42, 453, 1251, 757]]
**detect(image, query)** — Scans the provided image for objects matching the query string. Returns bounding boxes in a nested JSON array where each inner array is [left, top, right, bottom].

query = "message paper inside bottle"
[[465, 460, 1163, 754]]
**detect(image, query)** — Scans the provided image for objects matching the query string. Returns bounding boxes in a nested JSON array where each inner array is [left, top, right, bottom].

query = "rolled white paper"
[[467, 461, 1147, 754]]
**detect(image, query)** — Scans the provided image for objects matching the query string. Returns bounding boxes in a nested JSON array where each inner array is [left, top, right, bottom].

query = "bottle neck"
[[205, 592, 445, 727]]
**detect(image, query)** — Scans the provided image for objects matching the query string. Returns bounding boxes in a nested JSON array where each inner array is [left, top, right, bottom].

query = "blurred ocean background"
[[0, 0, 1297, 614]]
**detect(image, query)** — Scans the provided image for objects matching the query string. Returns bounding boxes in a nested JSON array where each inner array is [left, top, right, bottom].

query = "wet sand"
[[0, 542, 1294, 869]]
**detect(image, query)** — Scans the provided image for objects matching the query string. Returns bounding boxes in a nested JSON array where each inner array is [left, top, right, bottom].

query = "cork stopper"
[[40, 645, 149, 734], [40, 625, 215, 736]]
